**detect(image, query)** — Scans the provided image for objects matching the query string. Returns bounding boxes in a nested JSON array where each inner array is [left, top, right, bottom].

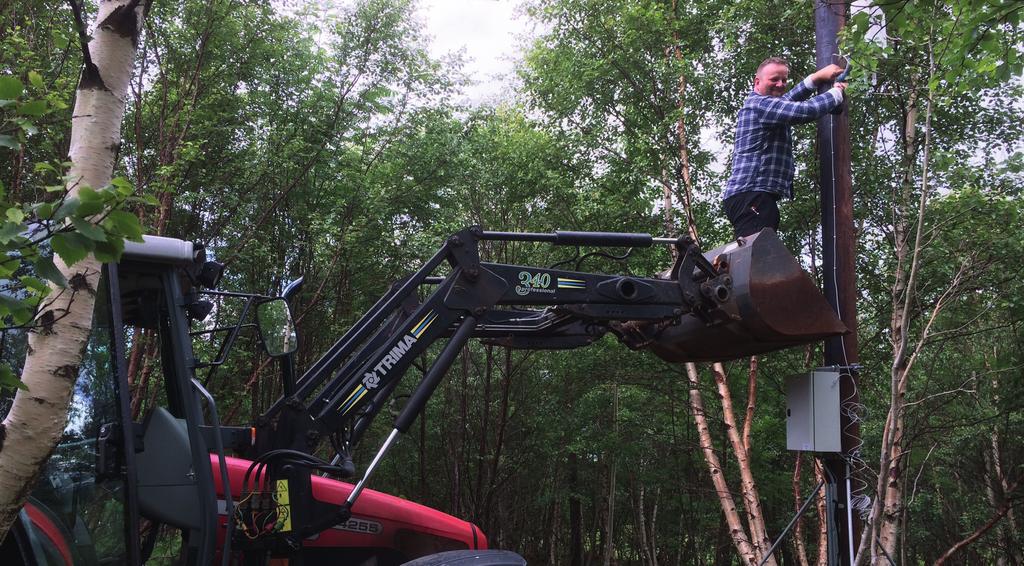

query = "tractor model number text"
[[332, 517, 383, 535], [515, 271, 554, 296]]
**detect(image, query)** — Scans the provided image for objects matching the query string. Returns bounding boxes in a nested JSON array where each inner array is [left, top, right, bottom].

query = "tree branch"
[[933, 481, 1021, 566]]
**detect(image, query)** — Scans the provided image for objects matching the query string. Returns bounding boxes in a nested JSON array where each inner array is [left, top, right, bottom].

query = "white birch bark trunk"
[[632, 479, 652, 566], [711, 362, 775, 565], [857, 87, 919, 564], [792, 453, 811, 566], [877, 56, 936, 561], [668, 44, 768, 565], [649, 486, 659, 566], [685, 363, 757, 564], [814, 460, 828, 566], [0, 0, 144, 537]]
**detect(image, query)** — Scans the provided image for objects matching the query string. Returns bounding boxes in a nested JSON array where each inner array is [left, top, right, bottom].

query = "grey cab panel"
[[136, 407, 202, 530]]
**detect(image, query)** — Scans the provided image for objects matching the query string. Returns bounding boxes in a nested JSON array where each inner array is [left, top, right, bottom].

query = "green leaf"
[[0, 135, 20, 150], [0, 364, 28, 393], [33, 254, 67, 288], [17, 119, 38, 135], [71, 217, 108, 241], [0, 221, 21, 244], [76, 200, 104, 217], [35, 202, 54, 219], [17, 100, 46, 117], [996, 63, 1011, 81], [21, 294, 41, 308], [109, 176, 133, 196], [34, 162, 58, 175], [28, 71, 43, 90], [77, 187, 101, 202], [103, 210, 143, 241], [0, 293, 30, 323], [0, 256, 17, 278], [0, 294, 13, 313], [0, 76, 23, 100], [53, 197, 79, 220], [134, 194, 160, 206], [52, 29, 69, 49], [93, 238, 124, 262], [34, 201, 54, 220], [51, 232, 92, 266], [6, 207, 24, 224], [20, 275, 49, 293], [11, 307, 33, 326], [849, 11, 870, 34]]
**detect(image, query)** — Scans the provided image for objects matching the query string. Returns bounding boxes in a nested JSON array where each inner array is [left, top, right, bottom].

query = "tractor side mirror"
[[256, 298, 298, 357]]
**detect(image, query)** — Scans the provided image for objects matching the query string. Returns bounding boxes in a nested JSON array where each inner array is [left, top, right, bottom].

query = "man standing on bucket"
[[723, 58, 847, 238]]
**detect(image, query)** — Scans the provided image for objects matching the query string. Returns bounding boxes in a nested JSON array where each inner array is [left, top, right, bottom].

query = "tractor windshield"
[[1, 271, 131, 566]]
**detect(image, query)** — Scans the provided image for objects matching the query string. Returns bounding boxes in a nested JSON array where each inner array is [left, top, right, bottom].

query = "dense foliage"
[[1, 0, 1021, 563]]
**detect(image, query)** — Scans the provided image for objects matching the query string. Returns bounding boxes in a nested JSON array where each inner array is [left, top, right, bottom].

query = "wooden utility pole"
[[815, 1, 860, 565]]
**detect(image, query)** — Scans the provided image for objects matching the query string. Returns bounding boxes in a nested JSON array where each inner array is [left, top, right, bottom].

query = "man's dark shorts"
[[723, 191, 780, 238]]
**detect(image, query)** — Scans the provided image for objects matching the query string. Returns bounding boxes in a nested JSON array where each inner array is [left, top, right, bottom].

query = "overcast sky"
[[417, 0, 531, 104]]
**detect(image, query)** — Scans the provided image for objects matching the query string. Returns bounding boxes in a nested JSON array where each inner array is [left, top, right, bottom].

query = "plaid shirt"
[[723, 77, 843, 200]]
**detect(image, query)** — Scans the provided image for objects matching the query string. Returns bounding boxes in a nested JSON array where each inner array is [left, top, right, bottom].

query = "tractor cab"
[[0, 238, 233, 565]]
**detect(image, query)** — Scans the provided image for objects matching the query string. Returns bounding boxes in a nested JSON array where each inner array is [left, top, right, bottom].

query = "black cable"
[[574, 248, 633, 272], [237, 449, 350, 542], [822, 463, 843, 566], [549, 246, 582, 270]]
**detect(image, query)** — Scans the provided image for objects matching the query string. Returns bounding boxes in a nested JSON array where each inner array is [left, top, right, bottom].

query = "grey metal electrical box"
[[786, 369, 842, 453]]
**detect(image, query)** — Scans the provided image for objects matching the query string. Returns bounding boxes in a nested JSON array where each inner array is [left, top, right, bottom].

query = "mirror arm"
[[283, 277, 304, 302], [280, 347, 297, 397]]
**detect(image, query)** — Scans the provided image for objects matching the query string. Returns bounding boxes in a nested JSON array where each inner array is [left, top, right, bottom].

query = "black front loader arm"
[[242, 226, 846, 544], [256, 227, 726, 454]]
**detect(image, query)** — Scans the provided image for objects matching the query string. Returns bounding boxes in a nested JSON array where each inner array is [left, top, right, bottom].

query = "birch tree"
[[0, 0, 146, 537]]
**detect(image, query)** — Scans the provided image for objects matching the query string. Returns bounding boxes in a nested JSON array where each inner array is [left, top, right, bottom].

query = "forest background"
[[1, 0, 1022, 564]]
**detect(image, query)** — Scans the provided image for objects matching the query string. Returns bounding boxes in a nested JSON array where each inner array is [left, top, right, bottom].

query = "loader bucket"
[[637, 228, 847, 362]]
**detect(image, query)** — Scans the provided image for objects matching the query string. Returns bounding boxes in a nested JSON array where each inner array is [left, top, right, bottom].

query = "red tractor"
[[0, 227, 843, 565]]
